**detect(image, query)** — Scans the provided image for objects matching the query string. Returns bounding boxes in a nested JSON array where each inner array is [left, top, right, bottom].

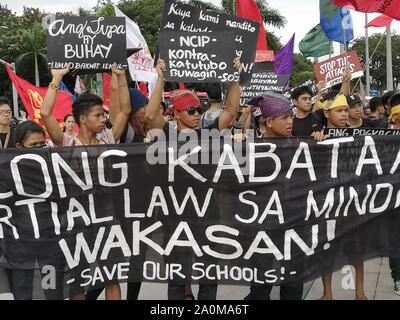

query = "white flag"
[[114, 6, 157, 84], [74, 75, 87, 94]]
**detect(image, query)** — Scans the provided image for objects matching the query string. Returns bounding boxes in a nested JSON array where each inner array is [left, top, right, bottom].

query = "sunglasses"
[[186, 107, 203, 116]]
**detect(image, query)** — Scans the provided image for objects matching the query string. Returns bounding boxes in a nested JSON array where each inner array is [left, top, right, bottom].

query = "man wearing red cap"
[[145, 58, 242, 137]]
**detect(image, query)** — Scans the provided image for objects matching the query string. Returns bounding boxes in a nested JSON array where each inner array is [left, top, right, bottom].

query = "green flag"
[[299, 24, 332, 58]]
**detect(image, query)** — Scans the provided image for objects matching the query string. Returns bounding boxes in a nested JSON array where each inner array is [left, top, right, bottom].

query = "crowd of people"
[[1, 56, 400, 300]]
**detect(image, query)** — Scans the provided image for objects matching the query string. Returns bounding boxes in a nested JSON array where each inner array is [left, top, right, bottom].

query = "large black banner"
[[1, 136, 400, 299], [160, 0, 259, 85], [47, 16, 127, 72]]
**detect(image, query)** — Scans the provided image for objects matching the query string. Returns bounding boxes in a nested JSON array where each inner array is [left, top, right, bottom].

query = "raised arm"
[[312, 80, 326, 112], [218, 57, 242, 131], [40, 67, 70, 147], [108, 71, 120, 125], [110, 66, 130, 141], [340, 66, 351, 96], [145, 59, 166, 130]]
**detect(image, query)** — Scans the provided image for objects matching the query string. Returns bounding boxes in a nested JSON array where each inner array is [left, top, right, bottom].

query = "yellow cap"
[[324, 94, 349, 111], [390, 104, 400, 120], [316, 100, 328, 110]]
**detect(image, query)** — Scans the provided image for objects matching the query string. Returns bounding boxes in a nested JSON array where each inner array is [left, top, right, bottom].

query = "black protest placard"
[[324, 127, 400, 138], [47, 16, 127, 73], [240, 61, 290, 105], [160, 0, 259, 85], [2, 136, 400, 298], [159, 31, 238, 83]]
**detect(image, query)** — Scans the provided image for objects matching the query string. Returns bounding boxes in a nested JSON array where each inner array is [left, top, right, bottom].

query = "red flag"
[[102, 73, 111, 111], [5, 64, 72, 126], [179, 82, 185, 90], [365, 14, 393, 28], [236, 0, 267, 50], [334, 0, 400, 20]]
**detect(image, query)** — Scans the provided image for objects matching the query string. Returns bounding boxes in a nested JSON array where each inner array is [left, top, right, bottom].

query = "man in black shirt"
[[291, 86, 321, 136], [346, 95, 374, 128]]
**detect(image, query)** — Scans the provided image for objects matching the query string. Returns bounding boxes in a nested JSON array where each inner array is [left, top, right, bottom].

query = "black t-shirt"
[[351, 118, 375, 128], [367, 116, 388, 128], [292, 113, 322, 137], [0, 128, 16, 148]]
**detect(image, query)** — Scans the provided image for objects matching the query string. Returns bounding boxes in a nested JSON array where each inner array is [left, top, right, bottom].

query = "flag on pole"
[[299, 24, 333, 58], [334, 0, 400, 20], [114, 6, 157, 84], [74, 75, 87, 95], [365, 14, 393, 28], [320, 0, 354, 44], [5, 64, 73, 126], [274, 34, 295, 76], [236, 0, 267, 50]]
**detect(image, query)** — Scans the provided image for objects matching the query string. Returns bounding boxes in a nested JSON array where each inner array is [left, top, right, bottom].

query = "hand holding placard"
[[51, 64, 71, 84]]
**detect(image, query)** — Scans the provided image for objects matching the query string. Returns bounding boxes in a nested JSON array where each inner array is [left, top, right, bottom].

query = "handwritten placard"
[[160, 0, 259, 85], [159, 31, 238, 82], [47, 16, 127, 72]]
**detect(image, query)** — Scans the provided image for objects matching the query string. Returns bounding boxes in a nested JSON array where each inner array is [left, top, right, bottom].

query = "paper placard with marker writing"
[[160, 0, 259, 85], [47, 16, 127, 73], [159, 31, 238, 83]]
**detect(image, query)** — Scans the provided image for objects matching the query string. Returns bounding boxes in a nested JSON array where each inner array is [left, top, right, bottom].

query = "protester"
[[387, 92, 400, 295], [62, 114, 77, 138], [244, 92, 303, 300], [145, 58, 242, 138], [199, 83, 224, 129], [382, 91, 396, 128], [320, 94, 368, 300], [346, 95, 374, 128], [0, 98, 16, 148], [291, 85, 322, 136], [40, 64, 131, 300], [367, 97, 387, 128]]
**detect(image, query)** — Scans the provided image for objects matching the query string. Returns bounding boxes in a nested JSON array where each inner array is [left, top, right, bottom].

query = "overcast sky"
[[3, 0, 399, 54]]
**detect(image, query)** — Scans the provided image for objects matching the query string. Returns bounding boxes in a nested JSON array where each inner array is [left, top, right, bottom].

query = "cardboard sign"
[[159, 31, 237, 83], [160, 0, 259, 85], [47, 16, 127, 72], [240, 61, 290, 105], [313, 51, 363, 88]]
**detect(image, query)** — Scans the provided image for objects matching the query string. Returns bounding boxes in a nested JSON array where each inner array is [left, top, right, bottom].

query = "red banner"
[[5, 64, 73, 126], [313, 51, 364, 88], [236, 0, 267, 50], [334, 0, 400, 20]]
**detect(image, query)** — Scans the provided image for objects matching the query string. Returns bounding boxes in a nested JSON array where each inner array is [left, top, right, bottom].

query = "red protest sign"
[[313, 51, 363, 88]]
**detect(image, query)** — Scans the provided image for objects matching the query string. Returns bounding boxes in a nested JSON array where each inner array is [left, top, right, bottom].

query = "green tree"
[[351, 33, 400, 90], [290, 53, 315, 87], [16, 22, 47, 86]]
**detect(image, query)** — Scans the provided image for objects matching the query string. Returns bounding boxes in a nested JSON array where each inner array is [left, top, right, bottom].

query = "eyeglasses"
[[186, 107, 203, 116], [0, 110, 12, 116], [20, 142, 48, 148]]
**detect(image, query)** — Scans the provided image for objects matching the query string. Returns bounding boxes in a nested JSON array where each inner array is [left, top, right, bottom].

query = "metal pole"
[[11, 63, 19, 119], [96, 73, 103, 98], [0, 59, 19, 119], [386, 24, 393, 90], [365, 13, 371, 95]]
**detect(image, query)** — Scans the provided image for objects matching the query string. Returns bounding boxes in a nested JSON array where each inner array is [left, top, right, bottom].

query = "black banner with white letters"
[[160, 0, 259, 85], [1, 136, 400, 299], [47, 16, 127, 72], [324, 127, 400, 138]]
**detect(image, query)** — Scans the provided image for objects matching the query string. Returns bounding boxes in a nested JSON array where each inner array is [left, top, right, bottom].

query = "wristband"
[[48, 82, 59, 91]]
